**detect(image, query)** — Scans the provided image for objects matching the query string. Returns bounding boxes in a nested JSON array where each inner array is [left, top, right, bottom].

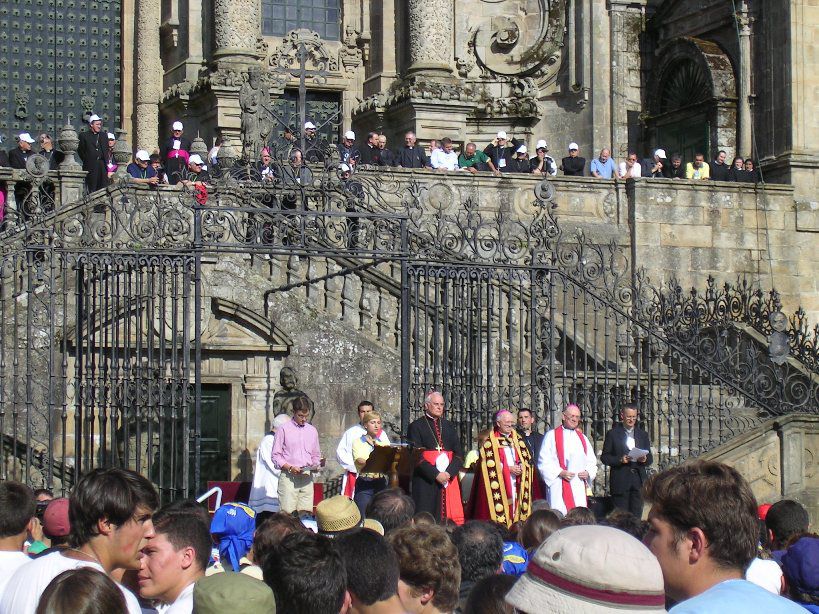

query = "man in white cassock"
[[538, 404, 598, 514], [248, 413, 292, 517], [336, 400, 390, 498]]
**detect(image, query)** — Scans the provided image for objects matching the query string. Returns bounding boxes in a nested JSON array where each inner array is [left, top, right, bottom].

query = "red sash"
[[342, 471, 357, 498], [555, 425, 588, 511], [421, 450, 464, 525]]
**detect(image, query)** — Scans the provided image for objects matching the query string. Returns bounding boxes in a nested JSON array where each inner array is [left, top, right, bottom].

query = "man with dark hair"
[[388, 524, 460, 614], [643, 460, 805, 613], [516, 408, 543, 458], [262, 530, 348, 614], [765, 499, 811, 560], [601, 405, 652, 517], [0, 481, 36, 598], [137, 507, 210, 613], [450, 521, 503, 611], [668, 153, 685, 179], [335, 529, 404, 613], [364, 488, 415, 535], [1, 468, 157, 613], [359, 132, 380, 166], [710, 150, 730, 181]]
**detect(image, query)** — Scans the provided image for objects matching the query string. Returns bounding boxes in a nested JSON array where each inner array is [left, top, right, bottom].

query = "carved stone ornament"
[[339, 25, 364, 73], [213, 0, 260, 55], [407, 0, 454, 72], [270, 29, 339, 75], [471, 0, 566, 79]]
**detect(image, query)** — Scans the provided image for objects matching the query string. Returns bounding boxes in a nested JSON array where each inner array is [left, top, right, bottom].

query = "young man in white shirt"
[[430, 138, 459, 171], [0, 482, 37, 600], [137, 507, 210, 614], [0, 468, 158, 614]]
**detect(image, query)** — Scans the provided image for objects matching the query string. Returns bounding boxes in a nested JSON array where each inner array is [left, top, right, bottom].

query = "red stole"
[[342, 471, 357, 498], [555, 425, 588, 511], [420, 450, 464, 525]]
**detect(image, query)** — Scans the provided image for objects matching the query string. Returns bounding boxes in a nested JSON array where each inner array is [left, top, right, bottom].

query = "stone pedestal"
[[406, 0, 455, 78]]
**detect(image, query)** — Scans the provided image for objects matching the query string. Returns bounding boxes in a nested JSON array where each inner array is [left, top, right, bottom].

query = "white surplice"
[[538, 427, 598, 514], [248, 432, 281, 513]]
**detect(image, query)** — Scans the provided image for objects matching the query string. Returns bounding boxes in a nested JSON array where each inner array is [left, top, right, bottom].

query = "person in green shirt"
[[458, 142, 500, 175]]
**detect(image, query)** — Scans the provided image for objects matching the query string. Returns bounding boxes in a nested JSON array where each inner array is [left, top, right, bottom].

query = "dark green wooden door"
[[196, 385, 231, 492], [657, 118, 709, 163]]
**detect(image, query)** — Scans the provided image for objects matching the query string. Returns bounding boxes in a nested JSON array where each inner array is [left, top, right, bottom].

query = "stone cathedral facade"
[[110, 0, 817, 204]]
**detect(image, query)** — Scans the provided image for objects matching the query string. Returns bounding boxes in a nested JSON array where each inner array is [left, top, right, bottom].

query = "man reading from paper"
[[467, 409, 535, 527], [538, 404, 598, 514]]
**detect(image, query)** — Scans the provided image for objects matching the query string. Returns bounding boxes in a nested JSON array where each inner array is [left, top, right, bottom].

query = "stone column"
[[406, 0, 454, 78], [737, 8, 753, 156], [135, 0, 161, 151], [213, 0, 260, 70]]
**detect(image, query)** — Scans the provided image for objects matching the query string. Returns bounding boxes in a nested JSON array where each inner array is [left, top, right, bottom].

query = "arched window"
[[659, 59, 711, 114], [262, 0, 341, 40]]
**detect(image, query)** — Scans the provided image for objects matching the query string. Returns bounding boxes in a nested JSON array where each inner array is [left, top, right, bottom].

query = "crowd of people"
[[1, 393, 814, 614], [0, 117, 764, 215]]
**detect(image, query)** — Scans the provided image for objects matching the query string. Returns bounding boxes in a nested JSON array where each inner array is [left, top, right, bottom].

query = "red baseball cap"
[[43, 498, 71, 538], [757, 503, 772, 521]]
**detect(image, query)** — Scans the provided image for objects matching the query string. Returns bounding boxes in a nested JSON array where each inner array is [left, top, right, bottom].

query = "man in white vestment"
[[336, 400, 390, 498], [248, 413, 291, 518], [538, 404, 598, 514]]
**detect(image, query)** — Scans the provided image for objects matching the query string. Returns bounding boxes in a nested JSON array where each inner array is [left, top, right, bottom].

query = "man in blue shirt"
[[127, 150, 158, 186], [590, 148, 615, 179], [643, 461, 805, 613]]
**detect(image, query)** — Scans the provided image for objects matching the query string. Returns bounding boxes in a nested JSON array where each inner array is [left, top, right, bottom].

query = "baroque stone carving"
[[407, 0, 454, 72], [270, 29, 339, 75], [271, 366, 315, 419], [471, 0, 566, 79], [339, 26, 364, 73], [214, 0, 260, 56], [240, 67, 275, 160]]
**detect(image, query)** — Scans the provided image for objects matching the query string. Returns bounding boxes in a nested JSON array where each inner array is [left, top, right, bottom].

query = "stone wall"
[[701, 414, 819, 525]]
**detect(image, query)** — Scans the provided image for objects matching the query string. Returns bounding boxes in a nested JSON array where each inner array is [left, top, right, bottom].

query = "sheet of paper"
[[628, 447, 649, 461]]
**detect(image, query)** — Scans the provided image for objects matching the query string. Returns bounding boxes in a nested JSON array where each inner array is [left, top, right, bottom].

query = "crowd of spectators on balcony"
[[1, 116, 765, 213]]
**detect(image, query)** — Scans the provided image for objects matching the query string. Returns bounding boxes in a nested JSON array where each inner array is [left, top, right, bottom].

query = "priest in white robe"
[[336, 400, 390, 497], [248, 413, 292, 515], [538, 404, 598, 514]]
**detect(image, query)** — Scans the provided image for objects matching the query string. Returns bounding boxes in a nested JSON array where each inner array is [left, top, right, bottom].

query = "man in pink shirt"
[[271, 397, 322, 514]]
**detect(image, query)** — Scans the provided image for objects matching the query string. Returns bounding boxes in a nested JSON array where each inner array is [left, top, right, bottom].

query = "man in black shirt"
[[358, 131, 380, 166], [8, 132, 37, 213], [668, 153, 686, 179], [560, 142, 586, 176], [337, 130, 360, 167], [483, 130, 521, 172], [710, 150, 730, 181], [395, 131, 430, 169]]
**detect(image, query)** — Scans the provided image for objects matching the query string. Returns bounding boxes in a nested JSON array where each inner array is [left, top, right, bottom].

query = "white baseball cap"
[[344, 130, 355, 140], [107, 132, 116, 140], [172, 121, 184, 131], [536, 140, 548, 150], [135, 150, 151, 161], [568, 142, 579, 150], [516, 145, 528, 154], [18, 132, 36, 144], [497, 131, 508, 139], [88, 114, 101, 124], [189, 154, 204, 165], [304, 121, 317, 130], [654, 148, 667, 158], [339, 163, 352, 173]]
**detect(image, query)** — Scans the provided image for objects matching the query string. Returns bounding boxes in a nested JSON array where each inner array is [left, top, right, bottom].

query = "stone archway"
[[645, 37, 737, 161]]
